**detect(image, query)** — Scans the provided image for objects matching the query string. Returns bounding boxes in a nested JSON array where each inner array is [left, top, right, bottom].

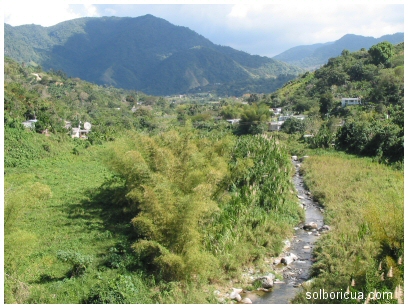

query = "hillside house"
[[270, 108, 282, 114], [226, 119, 241, 124], [278, 115, 292, 121], [22, 119, 38, 129], [268, 121, 285, 131], [71, 122, 91, 139], [341, 97, 361, 107]]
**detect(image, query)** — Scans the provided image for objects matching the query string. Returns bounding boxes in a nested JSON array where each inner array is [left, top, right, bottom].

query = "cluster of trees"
[[106, 125, 301, 282], [336, 105, 403, 163], [269, 41, 404, 165]]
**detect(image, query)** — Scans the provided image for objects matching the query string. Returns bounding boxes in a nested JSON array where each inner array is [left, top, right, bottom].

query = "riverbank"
[[292, 151, 403, 304], [214, 155, 328, 304]]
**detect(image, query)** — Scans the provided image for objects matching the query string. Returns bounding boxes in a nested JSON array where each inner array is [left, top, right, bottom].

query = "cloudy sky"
[[2, 1, 405, 57]]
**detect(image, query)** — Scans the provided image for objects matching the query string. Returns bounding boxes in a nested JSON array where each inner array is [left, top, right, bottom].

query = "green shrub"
[[84, 275, 152, 304], [56, 250, 93, 277]]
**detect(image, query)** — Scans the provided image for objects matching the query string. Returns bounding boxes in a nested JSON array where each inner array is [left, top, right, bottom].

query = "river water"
[[249, 158, 325, 304]]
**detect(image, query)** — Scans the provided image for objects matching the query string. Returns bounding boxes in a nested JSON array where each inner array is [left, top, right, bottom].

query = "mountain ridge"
[[273, 32, 404, 69], [4, 15, 302, 96]]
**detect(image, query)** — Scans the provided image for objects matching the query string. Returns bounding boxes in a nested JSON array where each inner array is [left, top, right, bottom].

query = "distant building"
[[341, 97, 361, 107], [278, 115, 292, 121], [71, 122, 91, 139], [22, 119, 38, 129], [270, 108, 282, 114], [226, 119, 241, 124], [268, 121, 285, 131]]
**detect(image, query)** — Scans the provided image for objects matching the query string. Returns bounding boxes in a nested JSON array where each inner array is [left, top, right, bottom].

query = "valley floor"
[[4, 145, 403, 304]]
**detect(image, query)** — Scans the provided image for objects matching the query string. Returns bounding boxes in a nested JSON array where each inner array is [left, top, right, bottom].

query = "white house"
[[278, 115, 292, 121], [226, 119, 241, 124], [341, 97, 361, 107], [71, 122, 91, 139], [22, 119, 38, 129], [270, 108, 282, 114], [268, 121, 285, 131]]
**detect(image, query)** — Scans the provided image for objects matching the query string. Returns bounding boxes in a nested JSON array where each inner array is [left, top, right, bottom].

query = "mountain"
[[4, 15, 302, 96], [273, 33, 404, 70]]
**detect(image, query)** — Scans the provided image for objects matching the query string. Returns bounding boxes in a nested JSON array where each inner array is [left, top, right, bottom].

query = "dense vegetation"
[[269, 42, 404, 165], [4, 57, 301, 303], [4, 39, 404, 304], [4, 15, 302, 96]]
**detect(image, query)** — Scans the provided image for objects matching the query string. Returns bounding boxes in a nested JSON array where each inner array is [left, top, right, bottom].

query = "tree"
[[281, 117, 306, 134], [319, 92, 335, 116], [238, 103, 271, 135], [368, 41, 394, 66]]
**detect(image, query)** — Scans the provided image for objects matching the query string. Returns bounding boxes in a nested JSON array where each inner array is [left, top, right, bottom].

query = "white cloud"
[[4, 2, 99, 27], [84, 4, 99, 17]]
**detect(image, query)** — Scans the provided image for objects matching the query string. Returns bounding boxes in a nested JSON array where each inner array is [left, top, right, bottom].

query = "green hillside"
[[4, 15, 303, 96], [268, 41, 404, 166]]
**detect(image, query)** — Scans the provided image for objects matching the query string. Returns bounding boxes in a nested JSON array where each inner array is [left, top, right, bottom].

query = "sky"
[[1, 1, 405, 57]]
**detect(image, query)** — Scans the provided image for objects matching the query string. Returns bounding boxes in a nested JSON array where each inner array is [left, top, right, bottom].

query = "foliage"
[[306, 122, 336, 149], [281, 117, 306, 134], [270, 42, 403, 164], [204, 134, 302, 272], [335, 108, 403, 163], [106, 127, 233, 281], [272, 42, 404, 114], [236, 103, 271, 135], [368, 41, 394, 66], [83, 275, 153, 304], [56, 250, 93, 277], [106, 127, 302, 283]]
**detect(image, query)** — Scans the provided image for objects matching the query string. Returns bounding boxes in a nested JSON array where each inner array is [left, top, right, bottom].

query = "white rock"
[[240, 297, 252, 304], [229, 291, 242, 301], [281, 252, 298, 265]]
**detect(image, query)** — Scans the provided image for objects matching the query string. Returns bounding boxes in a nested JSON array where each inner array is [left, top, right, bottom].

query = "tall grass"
[[293, 152, 403, 303], [204, 134, 303, 275]]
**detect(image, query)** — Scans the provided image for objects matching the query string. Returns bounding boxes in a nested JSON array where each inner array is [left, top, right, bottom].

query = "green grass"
[[4, 145, 148, 303]]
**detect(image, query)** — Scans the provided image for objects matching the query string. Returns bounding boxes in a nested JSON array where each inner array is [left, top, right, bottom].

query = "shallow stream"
[[249, 158, 325, 304]]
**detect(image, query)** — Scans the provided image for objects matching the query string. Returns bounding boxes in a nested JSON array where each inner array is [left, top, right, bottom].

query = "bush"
[[84, 275, 152, 304], [56, 250, 93, 277]]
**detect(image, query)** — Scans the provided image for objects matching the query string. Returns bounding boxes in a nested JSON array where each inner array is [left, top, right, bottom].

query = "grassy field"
[[4, 145, 155, 303], [292, 151, 403, 303]]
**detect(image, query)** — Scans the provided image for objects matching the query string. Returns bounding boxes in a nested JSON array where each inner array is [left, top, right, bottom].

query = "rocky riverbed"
[[216, 156, 328, 304]]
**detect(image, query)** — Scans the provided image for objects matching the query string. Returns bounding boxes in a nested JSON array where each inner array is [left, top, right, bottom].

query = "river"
[[248, 157, 325, 304]]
